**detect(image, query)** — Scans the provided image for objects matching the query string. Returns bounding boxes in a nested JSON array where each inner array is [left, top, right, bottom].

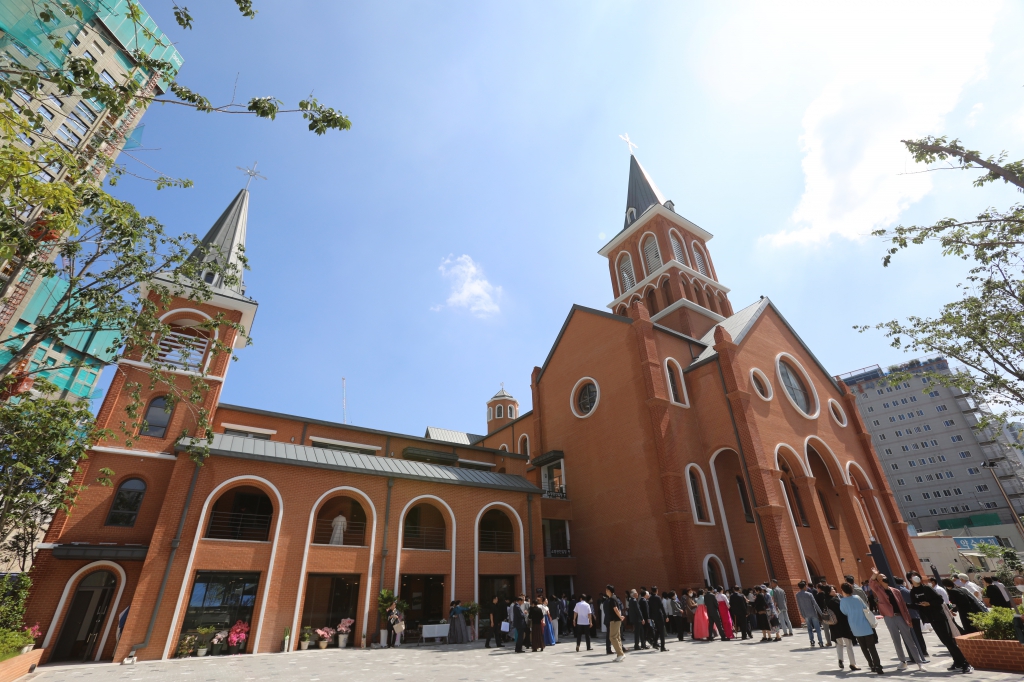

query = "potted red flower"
[[227, 620, 249, 654]]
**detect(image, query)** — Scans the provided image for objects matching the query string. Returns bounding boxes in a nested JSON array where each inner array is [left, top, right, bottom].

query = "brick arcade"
[[24, 156, 919, 665]]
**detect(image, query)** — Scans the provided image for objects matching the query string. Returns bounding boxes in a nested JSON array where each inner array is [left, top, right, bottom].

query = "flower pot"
[[317, 640, 328, 649], [956, 631, 1024, 673], [228, 644, 239, 655], [19, 645, 32, 655], [380, 629, 388, 646], [196, 648, 207, 657], [299, 640, 310, 650], [337, 633, 349, 648], [210, 642, 223, 656]]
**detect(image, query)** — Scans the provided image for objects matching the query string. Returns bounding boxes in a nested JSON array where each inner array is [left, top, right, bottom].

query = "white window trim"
[[616, 251, 637, 296], [639, 231, 662, 278], [487, 406, 493, 421], [774, 352, 820, 420], [498, 444, 508, 451], [508, 405, 516, 419], [668, 228, 689, 267], [518, 434, 529, 457], [220, 422, 277, 435], [570, 377, 601, 419], [496, 404, 504, 419], [308, 436, 381, 451], [685, 463, 715, 525], [828, 399, 848, 427], [749, 367, 773, 402], [691, 240, 713, 279], [663, 357, 689, 407]]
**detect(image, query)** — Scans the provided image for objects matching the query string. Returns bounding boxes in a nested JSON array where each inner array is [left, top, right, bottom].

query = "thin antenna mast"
[[342, 377, 347, 425]]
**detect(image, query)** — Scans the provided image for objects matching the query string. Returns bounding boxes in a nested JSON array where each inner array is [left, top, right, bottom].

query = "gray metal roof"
[[186, 188, 249, 295], [490, 387, 514, 400], [696, 298, 769, 362], [623, 154, 667, 230], [181, 433, 539, 493], [425, 427, 476, 445]]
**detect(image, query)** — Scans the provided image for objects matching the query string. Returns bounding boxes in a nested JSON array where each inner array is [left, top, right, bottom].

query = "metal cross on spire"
[[618, 133, 638, 156], [236, 161, 266, 190]]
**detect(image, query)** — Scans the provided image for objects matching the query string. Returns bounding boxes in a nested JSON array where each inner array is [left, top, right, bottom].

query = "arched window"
[[736, 476, 755, 523], [496, 404, 503, 419], [642, 234, 662, 275], [508, 405, 516, 419], [669, 230, 688, 266], [818, 490, 837, 529], [403, 503, 446, 550], [139, 396, 172, 438], [312, 495, 368, 546], [479, 508, 514, 552], [645, 288, 658, 315], [518, 434, 529, 457], [664, 358, 688, 407], [626, 207, 637, 224], [692, 244, 709, 277], [487, 406, 493, 421], [688, 468, 708, 522], [618, 252, 636, 293], [106, 478, 146, 527], [206, 486, 274, 541], [779, 460, 809, 527], [661, 279, 673, 306]]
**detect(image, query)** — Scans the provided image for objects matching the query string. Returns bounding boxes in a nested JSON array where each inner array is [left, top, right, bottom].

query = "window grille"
[[157, 328, 209, 371], [643, 235, 662, 274]]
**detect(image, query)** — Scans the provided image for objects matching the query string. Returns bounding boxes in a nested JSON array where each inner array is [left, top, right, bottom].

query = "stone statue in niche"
[[330, 513, 348, 545]]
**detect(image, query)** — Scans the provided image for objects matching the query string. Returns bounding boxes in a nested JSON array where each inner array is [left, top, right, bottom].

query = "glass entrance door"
[[181, 572, 261, 651], [52, 571, 117, 662], [301, 574, 361, 645]]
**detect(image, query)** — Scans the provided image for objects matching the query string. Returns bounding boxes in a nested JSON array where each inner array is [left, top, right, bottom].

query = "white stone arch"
[[41, 560, 127, 661], [691, 240, 713, 279], [290, 485, 378, 648], [499, 444, 508, 451], [803, 436, 850, 486], [393, 495, 457, 603], [162, 475, 284, 659], [518, 434, 529, 457], [684, 463, 715, 525], [708, 448, 743, 585], [473, 502, 527, 613], [846, 460, 874, 490], [702, 553, 730, 588], [774, 443, 811, 477], [158, 307, 219, 373], [616, 251, 637, 295], [638, 230, 663, 277], [663, 357, 689, 407]]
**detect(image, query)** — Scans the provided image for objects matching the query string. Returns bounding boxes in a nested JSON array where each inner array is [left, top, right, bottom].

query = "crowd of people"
[[469, 568, 1016, 672]]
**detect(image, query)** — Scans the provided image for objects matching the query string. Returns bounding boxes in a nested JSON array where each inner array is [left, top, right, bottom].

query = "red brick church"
[[25, 156, 917, 663]]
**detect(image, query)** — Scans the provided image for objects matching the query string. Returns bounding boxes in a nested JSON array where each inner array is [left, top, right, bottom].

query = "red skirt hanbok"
[[717, 598, 734, 639], [693, 604, 709, 639]]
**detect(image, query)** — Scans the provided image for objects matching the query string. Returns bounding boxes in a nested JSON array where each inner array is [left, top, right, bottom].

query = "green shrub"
[[0, 627, 37, 662], [0, 575, 31, 631], [969, 607, 1017, 640]]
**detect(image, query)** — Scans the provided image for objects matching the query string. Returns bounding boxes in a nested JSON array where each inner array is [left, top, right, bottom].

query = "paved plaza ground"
[[24, 630, 1024, 682]]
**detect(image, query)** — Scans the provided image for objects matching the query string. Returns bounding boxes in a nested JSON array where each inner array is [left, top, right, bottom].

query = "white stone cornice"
[[650, 297, 726, 324], [90, 445, 177, 461], [117, 358, 224, 382], [606, 260, 729, 310], [598, 203, 713, 257]]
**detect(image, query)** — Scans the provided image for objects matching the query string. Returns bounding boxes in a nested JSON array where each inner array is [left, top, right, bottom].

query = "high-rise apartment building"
[[0, 0, 181, 401], [841, 357, 1024, 533]]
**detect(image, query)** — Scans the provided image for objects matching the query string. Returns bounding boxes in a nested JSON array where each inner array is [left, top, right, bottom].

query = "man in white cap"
[[957, 573, 984, 600]]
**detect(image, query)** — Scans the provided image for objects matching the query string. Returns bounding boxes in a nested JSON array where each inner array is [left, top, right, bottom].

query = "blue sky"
[[101, 0, 1024, 438]]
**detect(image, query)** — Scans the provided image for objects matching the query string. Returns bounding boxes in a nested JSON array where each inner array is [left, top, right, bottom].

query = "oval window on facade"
[[750, 368, 772, 401], [570, 378, 600, 418], [829, 399, 848, 427], [776, 354, 818, 418]]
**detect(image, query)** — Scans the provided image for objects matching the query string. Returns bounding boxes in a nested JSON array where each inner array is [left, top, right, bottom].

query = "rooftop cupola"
[[486, 384, 519, 433]]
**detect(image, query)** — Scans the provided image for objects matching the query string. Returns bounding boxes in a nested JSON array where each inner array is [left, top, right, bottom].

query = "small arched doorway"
[[806, 556, 824, 585], [52, 571, 117, 662]]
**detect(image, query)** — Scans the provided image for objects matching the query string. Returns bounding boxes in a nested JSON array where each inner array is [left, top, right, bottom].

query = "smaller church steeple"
[[186, 189, 249, 296], [486, 384, 519, 433]]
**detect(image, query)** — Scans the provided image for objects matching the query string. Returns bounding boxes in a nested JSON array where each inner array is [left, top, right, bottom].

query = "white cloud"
[[703, 2, 1002, 246], [436, 254, 501, 317], [966, 103, 985, 128]]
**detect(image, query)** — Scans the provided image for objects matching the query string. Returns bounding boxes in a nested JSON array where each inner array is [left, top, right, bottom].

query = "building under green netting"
[[938, 513, 1004, 531]]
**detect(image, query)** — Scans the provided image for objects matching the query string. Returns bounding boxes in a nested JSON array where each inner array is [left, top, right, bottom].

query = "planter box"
[[0, 649, 42, 682], [956, 631, 1024, 673]]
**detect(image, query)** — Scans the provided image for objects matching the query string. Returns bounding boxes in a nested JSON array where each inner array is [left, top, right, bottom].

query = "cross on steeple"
[[236, 161, 266, 190], [618, 133, 638, 156]]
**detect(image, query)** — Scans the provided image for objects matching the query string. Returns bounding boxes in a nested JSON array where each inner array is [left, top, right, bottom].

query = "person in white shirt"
[[573, 594, 593, 651], [957, 574, 984, 600], [928, 577, 950, 604]]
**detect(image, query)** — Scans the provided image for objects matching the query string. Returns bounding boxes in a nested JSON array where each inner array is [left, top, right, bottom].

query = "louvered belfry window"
[[642, 235, 662, 274], [670, 232, 687, 265], [156, 327, 210, 371], [618, 254, 636, 292], [693, 247, 709, 277]]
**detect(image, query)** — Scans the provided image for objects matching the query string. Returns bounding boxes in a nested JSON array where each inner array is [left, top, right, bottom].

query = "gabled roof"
[[692, 297, 840, 390], [186, 188, 249, 296], [536, 304, 632, 383], [623, 155, 667, 229], [184, 433, 538, 493], [424, 427, 486, 445]]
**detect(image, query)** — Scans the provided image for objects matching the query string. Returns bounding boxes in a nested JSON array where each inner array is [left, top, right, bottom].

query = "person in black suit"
[[484, 595, 505, 648], [628, 590, 648, 649], [646, 590, 667, 651], [512, 595, 528, 653], [706, 587, 726, 641], [729, 587, 752, 640]]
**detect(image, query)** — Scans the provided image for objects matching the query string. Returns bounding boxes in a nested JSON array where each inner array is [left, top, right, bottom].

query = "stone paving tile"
[[23, 631, 1024, 682]]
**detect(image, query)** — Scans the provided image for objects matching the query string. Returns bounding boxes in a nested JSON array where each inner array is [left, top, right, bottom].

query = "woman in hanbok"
[[753, 587, 772, 641], [542, 598, 557, 646], [448, 601, 470, 644], [692, 589, 710, 640], [716, 590, 734, 640]]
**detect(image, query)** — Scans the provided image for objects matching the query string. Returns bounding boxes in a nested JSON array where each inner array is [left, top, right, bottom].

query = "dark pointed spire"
[[623, 154, 667, 229], [187, 188, 249, 295]]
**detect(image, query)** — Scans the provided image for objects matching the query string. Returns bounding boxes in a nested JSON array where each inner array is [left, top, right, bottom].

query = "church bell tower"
[[597, 154, 733, 339]]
